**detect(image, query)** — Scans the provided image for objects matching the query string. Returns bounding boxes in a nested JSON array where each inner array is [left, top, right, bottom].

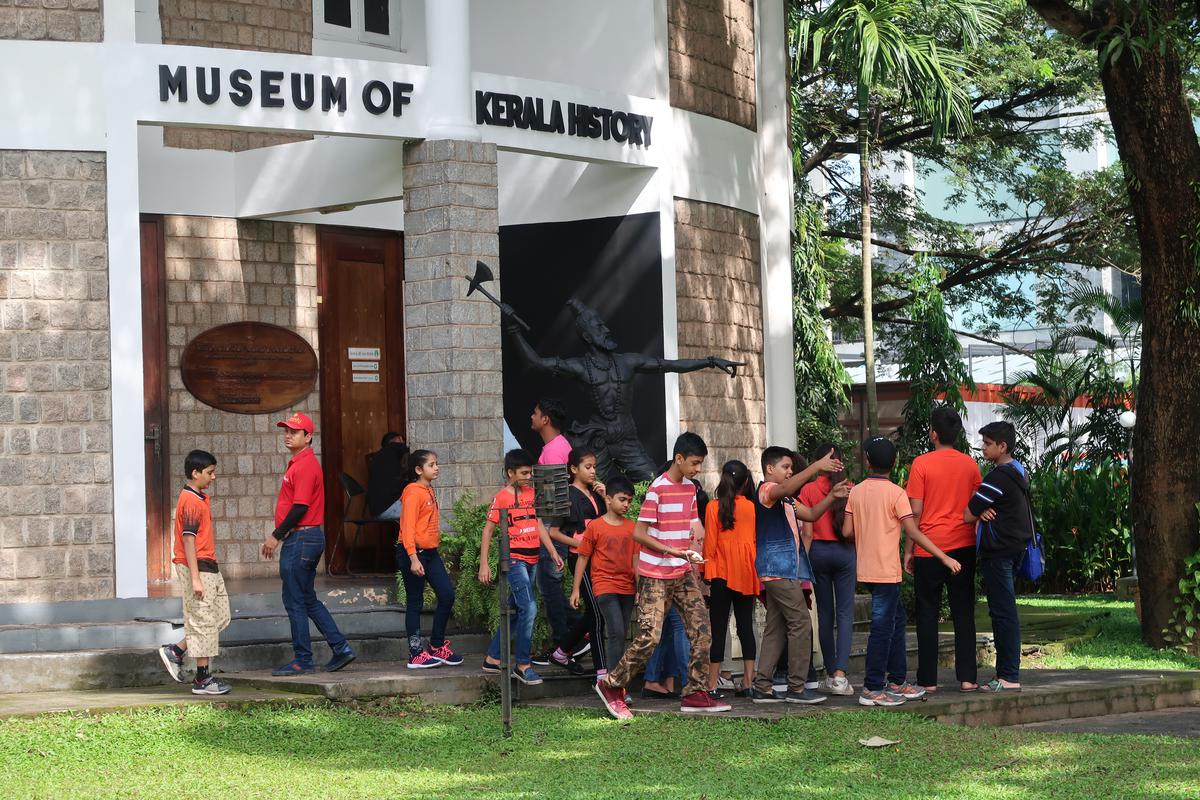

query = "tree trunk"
[[859, 96, 879, 438], [1100, 39, 1200, 646]]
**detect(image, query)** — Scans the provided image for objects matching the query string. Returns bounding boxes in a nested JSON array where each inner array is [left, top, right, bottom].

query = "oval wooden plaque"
[[181, 322, 318, 415]]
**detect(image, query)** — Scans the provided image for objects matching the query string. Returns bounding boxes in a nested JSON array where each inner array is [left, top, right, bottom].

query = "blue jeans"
[[395, 545, 456, 655], [810, 540, 857, 675], [644, 606, 689, 683], [488, 558, 538, 666], [863, 583, 907, 691], [535, 542, 580, 648], [279, 527, 350, 668], [981, 555, 1021, 682]]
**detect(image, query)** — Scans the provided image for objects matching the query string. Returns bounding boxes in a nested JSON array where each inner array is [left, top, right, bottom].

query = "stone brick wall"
[[402, 140, 504, 513], [0, 150, 114, 603], [164, 215, 319, 578], [0, 0, 103, 41], [668, 0, 757, 130], [674, 198, 766, 488], [159, 0, 312, 151]]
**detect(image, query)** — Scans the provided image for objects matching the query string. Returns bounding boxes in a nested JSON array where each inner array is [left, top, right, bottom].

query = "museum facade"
[[0, 0, 797, 601]]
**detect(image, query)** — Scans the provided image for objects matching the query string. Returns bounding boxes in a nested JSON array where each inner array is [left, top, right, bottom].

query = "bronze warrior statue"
[[466, 261, 742, 481]]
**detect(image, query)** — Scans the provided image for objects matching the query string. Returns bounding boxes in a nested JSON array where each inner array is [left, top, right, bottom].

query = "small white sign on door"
[[351, 361, 379, 372], [351, 373, 381, 383], [348, 347, 381, 360]]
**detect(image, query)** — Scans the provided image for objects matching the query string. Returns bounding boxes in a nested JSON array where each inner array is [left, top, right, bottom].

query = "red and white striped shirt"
[[637, 473, 699, 579]]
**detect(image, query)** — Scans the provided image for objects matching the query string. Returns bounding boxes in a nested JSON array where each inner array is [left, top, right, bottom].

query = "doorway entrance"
[[317, 228, 406, 574], [140, 215, 172, 593]]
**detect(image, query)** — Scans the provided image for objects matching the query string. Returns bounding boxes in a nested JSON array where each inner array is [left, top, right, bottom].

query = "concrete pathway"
[[0, 685, 320, 719], [1015, 706, 1200, 737]]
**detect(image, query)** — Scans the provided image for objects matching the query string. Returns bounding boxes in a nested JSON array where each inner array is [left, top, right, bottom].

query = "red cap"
[[276, 412, 314, 435]]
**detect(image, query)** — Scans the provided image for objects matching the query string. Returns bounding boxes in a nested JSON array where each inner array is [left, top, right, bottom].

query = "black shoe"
[[322, 649, 356, 673], [531, 652, 552, 666], [639, 687, 680, 700], [159, 644, 185, 683], [191, 676, 232, 695], [749, 687, 784, 704], [271, 661, 314, 677], [481, 659, 502, 674], [785, 688, 829, 705]]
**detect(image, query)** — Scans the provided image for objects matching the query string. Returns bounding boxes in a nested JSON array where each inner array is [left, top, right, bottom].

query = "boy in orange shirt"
[[158, 450, 232, 695], [844, 438, 961, 707], [569, 475, 638, 683], [479, 449, 563, 685], [397, 450, 462, 670], [904, 406, 982, 692]]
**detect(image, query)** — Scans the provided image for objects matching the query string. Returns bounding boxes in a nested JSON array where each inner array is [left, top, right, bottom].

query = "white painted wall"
[[470, 0, 657, 99]]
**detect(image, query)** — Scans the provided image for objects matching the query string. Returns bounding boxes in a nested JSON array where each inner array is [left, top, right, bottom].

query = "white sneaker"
[[805, 680, 820, 690], [827, 675, 854, 696], [716, 674, 736, 690]]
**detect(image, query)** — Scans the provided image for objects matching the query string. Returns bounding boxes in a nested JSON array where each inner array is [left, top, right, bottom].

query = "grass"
[[0, 702, 1198, 799], [1012, 595, 1200, 672]]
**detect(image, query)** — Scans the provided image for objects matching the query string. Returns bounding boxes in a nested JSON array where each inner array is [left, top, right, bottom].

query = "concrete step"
[[0, 605, 442, 653], [0, 632, 494, 694], [225, 660, 595, 705], [0, 579, 397, 626]]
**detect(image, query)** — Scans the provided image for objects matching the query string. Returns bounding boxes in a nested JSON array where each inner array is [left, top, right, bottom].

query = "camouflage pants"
[[604, 572, 711, 694]]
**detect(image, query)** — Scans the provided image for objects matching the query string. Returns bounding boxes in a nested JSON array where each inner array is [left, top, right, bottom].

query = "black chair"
[[330, 472, 398, 577]]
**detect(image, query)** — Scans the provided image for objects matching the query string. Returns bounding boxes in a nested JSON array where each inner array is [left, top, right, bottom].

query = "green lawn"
[[1007, 595, 1200, 672], [1, 702, 1198, 799]]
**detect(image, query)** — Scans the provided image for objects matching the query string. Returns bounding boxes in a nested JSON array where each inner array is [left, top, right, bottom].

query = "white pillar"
[[106, 53, 148, 598], [424, 0, 481, 141], [756, 0, 799, 449]]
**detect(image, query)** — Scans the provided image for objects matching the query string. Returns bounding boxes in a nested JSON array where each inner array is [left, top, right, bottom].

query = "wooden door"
[[140, 216, 172, 591], [317, 228, 405, 574]]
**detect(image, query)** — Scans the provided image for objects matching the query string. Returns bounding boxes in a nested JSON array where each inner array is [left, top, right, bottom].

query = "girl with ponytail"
[[702, 459, 760, 694], [396, 449, 462, 670]]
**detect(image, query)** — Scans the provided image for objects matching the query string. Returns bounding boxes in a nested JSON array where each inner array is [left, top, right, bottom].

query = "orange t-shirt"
[[846, 477, 913, 583], [488, 485, 541, 564], [702, 497, 760, 595], [798, 475, 855, 542], [172, 487, 216, 565], [578, 516, 638, 596], [398, 481, 439, 556], [906, 448, 982, 557]]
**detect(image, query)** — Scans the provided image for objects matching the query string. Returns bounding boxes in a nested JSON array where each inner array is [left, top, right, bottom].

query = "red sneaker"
[[680, 690, 732, 713], [594, 681, 634, 720]]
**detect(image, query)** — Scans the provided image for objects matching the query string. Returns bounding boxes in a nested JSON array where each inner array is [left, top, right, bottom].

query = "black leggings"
[[708, 578, 757, 662], [594, 593, 635, 671], [561, 554, 601, 672]]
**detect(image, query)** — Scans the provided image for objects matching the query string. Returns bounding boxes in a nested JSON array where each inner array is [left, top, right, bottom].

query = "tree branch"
[[877, 316, 1031, 354]]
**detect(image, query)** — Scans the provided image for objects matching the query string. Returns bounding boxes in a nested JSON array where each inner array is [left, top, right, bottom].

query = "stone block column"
[[402, 139, 503, 511]]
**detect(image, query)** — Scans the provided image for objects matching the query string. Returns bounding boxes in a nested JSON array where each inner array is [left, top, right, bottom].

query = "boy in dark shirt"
[[965, 421, 1034, 692]]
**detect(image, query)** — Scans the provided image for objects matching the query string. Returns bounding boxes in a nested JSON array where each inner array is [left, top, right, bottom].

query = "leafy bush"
[[1163, 504, 1200, 652], [1027, 459, 1131, 592]]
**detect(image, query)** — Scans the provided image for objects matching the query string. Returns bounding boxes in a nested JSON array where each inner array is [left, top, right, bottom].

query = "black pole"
[[498, 484, 514, 738]]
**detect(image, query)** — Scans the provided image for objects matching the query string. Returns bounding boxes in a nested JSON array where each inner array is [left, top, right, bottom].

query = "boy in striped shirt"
[[595, 432, 730, 719]]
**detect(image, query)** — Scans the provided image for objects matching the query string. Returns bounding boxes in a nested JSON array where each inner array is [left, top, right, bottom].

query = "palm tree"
[[793, 0, 997, 436], [1055, 284, 1142, 391]]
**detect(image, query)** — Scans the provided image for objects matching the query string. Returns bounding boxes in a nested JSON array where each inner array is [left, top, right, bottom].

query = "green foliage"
[[1027, 460, 1132, 593], [893, 258, 973, 464], [1163, 504, 1200, 651], [792, 201, 852, 453], [625, 481, 650, 521], [431, 492, 496, 632]]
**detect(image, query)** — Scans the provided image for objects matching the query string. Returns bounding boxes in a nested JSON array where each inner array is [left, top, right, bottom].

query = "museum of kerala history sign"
[[181, 322, 319, 414]]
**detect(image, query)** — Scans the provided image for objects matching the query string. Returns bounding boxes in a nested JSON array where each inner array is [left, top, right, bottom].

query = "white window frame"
[[313, 0, 402, 51]]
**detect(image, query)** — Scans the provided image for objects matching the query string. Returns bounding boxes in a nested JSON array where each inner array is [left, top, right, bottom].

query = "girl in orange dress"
[[703, 459, 761, 694]]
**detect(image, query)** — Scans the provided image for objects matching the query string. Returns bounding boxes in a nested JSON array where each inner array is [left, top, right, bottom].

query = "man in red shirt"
[[904, 406, 982, 693], [260, 412, 355, 676]]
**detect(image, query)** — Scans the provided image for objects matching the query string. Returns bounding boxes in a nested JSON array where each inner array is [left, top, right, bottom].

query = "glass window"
[[324, 0, 351, 28], [363, 0, 389, 35]]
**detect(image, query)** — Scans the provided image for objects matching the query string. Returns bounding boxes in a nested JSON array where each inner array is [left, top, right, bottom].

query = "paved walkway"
[[1015, 706, 1200, 737], [0, 685, 319, 718]]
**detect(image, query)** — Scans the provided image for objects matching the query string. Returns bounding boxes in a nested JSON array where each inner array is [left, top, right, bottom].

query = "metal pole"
[[498, 485, 514, 738]]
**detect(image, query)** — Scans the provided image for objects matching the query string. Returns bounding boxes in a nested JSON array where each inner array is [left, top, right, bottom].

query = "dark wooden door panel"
[[141, 216, 171, 590]]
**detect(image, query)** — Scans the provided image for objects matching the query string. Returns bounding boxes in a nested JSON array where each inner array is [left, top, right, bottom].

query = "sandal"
[[959, 683, 980, 693], [981, 679, 1021, 692]]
